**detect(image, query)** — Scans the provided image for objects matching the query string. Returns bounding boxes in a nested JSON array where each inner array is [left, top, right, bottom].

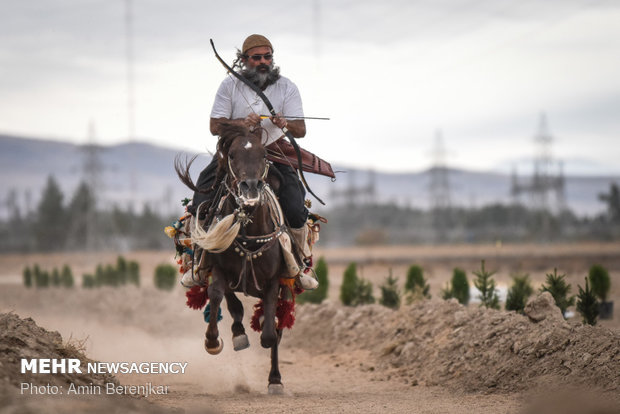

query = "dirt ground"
[[1, 243, 619, 413]]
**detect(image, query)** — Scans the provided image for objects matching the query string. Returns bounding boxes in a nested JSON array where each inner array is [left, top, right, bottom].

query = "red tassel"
[[185, 286, 208, 310], [250, 296, 297, 332], [250, 301, 264, 332], [276, 299, 295, 329]]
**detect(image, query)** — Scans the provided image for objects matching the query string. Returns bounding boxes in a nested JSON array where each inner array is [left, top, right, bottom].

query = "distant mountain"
[[0, 134, 617, 218]]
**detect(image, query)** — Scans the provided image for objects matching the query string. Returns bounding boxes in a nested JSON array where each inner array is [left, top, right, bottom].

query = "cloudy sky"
[[1, 0, 619, 174]]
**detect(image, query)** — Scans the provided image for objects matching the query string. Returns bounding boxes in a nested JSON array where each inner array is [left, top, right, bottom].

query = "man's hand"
[[270, 113, 288, 129], [244, 113, 261, 130]]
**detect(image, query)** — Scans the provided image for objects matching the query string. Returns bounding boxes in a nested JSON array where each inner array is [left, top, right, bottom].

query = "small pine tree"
[[379, 270, 401, 309], [353, 278, 375, 306], [82, 274, 95, 288], [404, 264, 430, 303], [473, 260, 500, 309], [577, 278, 599, 325], [297, 257, 329, 304], [117, 256, 128, 286], [51, 268, 61, 287], [505, 274, 533, 313], [154, 264, 177, 291], [23, 266, 33, 288], [588, 264, 611, 302], [35, 269, 50, 288], [340, 262, 375, 306], [128, 261, 140, 286], [95, 264, 104, 287], [340, 262, 359, 306], [105, 264, 119, 287], [60, 264, 74, 288], [442, 268, 470, 305], [540, 268, 575, 317]]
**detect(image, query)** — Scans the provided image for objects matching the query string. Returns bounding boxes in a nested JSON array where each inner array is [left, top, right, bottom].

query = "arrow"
[[259, 115, 330, 121]]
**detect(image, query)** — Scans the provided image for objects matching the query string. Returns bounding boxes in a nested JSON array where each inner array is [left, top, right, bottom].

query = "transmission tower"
[[429, 130, 452, 210], [78, 121, 105, 249], [125, 0, 135, 140], [429, 130, 452, 241], [511, 113, 566, 212]]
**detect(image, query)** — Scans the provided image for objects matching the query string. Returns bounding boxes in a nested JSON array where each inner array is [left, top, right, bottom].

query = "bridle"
[[224, 152, 270, 209]]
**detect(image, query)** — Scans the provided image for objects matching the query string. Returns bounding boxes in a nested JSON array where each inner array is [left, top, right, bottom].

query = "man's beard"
[[241, 63, 281, 89]]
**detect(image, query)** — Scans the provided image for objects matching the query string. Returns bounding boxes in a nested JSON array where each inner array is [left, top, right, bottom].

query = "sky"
[[1, 0, 620, 175]]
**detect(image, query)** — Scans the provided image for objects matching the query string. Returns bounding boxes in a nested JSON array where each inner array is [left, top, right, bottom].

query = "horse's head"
[[217, 123, 269, 208]]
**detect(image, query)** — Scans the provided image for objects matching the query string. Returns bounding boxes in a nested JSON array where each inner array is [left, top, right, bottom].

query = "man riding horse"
[[189, 34, 318, 290]]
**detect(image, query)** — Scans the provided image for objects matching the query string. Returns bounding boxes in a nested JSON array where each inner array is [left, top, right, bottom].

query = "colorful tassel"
[[185, 285, 208, 310], [203, 303, 223, 323]]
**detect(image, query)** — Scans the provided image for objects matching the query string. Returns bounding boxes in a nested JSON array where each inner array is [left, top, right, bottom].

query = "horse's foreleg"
[[205, 271, 225, 355], [260, 280, 280, 349], [225, 291, 249, 351], [268, 329, 284, 394]]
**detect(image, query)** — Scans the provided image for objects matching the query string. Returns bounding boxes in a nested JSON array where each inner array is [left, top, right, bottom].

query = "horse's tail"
[[174, 154, 206, 193]]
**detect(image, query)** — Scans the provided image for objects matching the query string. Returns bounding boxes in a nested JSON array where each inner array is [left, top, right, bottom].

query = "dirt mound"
[[0, 312, 175, 413], [0, 312, 116, 390], [290, 296, 620, 394]]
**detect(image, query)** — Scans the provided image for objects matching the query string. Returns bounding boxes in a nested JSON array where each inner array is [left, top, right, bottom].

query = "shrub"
[[340, 263, 359, 306], [340, 262, 375, 306], [154, 264, 177, 291], [35, 268, 50, 288], [577, 277, 599, 325], [540, 268, 575, 317], [297, 257, 329, 304], [51, 268, 61, 287], [588, 264, 611, 302], [404, 264, 430, 303], [23, 267, 33, 288], [473, 260, 499, 309], [353, 278, 375, 306], [128, 261, 140, 286], [441, 267, 469, 305], [117, 256, 128, 285], [60, 264, 74, 288], [379, 270, 401, 309], [82, 274, 95, 288], [505, 273, 533, 313]]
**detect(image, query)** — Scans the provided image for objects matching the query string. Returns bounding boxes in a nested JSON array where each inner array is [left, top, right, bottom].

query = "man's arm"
[[210, 114, 263, 136], [270, 116, 306, 138], [211, 116, 306, 138]]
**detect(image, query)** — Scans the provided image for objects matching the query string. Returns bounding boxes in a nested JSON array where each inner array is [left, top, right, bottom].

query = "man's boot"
[[289, 226, 318, 290], [180, 248, 211, 288]]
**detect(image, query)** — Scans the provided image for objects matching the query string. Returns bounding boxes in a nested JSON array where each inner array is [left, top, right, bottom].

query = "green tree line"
[[0, 175, 175, 252]]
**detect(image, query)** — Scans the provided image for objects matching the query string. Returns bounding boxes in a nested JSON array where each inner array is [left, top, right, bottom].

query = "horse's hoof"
[[268, 383, 284, 395], [205, 337, 224, 355], [233, 334, 250, 351]]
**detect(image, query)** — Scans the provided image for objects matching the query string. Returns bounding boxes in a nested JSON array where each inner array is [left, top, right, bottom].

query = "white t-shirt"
[[210, 75, 304, 146]]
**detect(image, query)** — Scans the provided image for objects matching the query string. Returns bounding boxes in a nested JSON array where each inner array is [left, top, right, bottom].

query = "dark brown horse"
[[177, 124, 291, 394]]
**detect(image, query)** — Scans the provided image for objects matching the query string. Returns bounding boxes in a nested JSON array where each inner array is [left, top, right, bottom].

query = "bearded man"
[[190, 34, 317, 290]]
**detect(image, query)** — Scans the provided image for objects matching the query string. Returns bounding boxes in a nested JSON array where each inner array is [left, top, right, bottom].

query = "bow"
[[209, 39, 325, 205]]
